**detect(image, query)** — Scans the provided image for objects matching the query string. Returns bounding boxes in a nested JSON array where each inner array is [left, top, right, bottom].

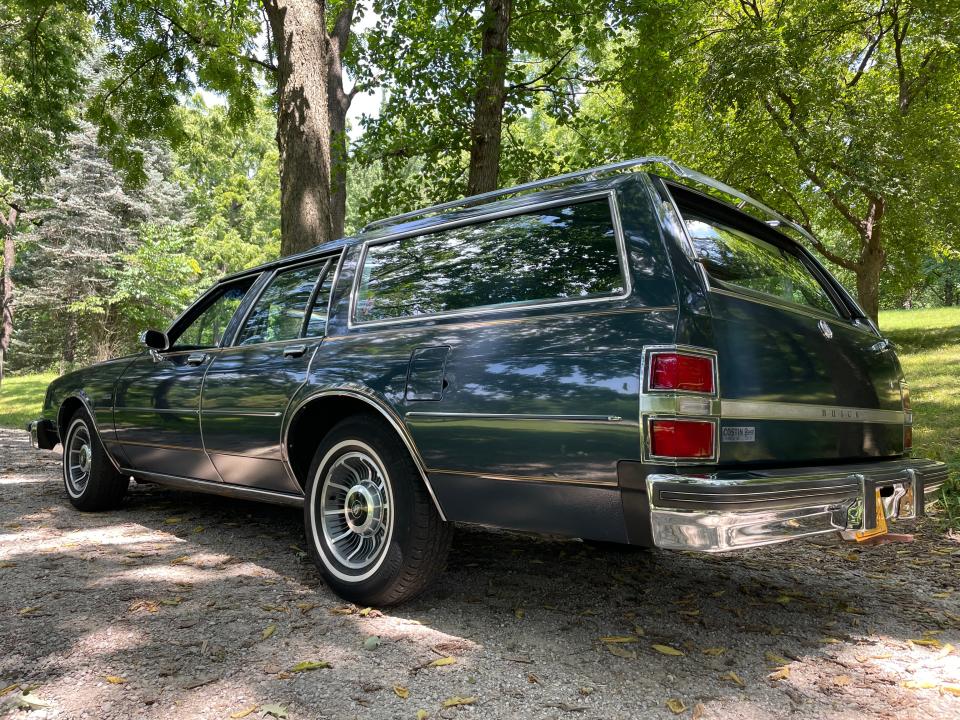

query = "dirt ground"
[[1, 428, 958, 720]]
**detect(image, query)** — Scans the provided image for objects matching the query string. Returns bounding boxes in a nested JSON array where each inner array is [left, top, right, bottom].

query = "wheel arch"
[[57, 392, 123, 472], [283, 387, 447, 521]]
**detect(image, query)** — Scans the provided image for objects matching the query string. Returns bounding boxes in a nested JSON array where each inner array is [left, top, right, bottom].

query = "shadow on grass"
[[885, 323, 960, 353]]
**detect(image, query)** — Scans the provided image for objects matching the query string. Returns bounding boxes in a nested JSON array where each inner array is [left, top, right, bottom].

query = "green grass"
[[0, 373, 57, 430], [879, 307, 960, 526]]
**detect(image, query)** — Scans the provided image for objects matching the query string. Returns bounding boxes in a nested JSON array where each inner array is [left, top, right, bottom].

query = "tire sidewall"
[[63, 416, 92, 500], [304, 418, 418, 600]]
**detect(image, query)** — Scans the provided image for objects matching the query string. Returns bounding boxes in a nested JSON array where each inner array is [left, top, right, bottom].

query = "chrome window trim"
[[163, 273, 264, 351], [706, 286, 850, 326], [347, 191, 633, 330], [227, 251, 344, 349]]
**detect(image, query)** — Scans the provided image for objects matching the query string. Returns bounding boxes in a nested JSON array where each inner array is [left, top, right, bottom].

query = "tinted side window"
[[236, 262, 328, 345], [172, 280, 254, 350], [355, 198, 625, 323], [684, 216, 838, 316]]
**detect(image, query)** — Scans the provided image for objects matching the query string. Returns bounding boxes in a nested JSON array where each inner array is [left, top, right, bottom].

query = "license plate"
[[854, 490, 888, 541]]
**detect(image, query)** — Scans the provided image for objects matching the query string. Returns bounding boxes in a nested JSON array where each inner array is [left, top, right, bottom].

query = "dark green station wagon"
[[29, 157, 948, 605]]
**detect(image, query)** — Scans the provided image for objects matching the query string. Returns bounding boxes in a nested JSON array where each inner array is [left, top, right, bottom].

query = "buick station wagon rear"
[[28, 157, 948, 605]]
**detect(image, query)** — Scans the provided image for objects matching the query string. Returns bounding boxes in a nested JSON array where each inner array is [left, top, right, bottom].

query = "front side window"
[[354, 198, 625, 323], [684, 216, 838, 316], [236, 260, 331, 345], [172, 279, 254, 350]]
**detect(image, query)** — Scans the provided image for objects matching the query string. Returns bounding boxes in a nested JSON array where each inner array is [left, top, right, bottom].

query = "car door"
[[200, 256, 338, 493], [113, 276, 260, 480]]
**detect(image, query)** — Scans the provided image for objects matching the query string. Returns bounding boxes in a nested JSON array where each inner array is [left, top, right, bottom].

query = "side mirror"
[[139, 329, 169, 351]]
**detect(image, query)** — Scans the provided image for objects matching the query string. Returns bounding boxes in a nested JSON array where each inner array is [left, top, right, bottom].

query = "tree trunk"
[[467, 0, 513, 196], [264, 0, 334, 257], [327, 2, 356, 239], [0, 205, 18, 388], [855, 198, 886, 324], [945, 277, 955, 307]]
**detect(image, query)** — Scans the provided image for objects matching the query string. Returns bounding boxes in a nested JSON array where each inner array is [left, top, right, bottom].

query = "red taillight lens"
[[650, 419, 715, 459], [650, 353, 715, 393]]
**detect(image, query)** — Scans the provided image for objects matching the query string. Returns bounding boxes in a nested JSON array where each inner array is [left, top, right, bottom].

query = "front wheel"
[[303, 415, 452, 606], [62, 409, 128, 511]]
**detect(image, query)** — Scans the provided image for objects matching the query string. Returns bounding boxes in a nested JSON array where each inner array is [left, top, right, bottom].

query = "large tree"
[[355, 0, 609, 214], [0, 0, 89, 383], [89, 0, 371, 256], [607, 0, 960, 321]]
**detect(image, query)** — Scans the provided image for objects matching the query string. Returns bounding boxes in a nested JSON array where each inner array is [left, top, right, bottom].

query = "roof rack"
[[359, 155, 817, 247]]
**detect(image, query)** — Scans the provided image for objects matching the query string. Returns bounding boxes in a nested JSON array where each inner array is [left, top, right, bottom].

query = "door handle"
[[186, 352, 208, 366], [283, 344, 307, 358], [870, 338, 893, 353]]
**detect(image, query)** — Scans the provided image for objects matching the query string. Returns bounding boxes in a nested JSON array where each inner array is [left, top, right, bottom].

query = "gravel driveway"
[[1, 428, 958, 720]]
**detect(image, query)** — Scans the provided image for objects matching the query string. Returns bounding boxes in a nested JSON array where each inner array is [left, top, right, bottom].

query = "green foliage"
[[87, 0, 266, 186], [354, 0, 611, 219], [0, 0, 90, 199], [173, 96, 281, 275]]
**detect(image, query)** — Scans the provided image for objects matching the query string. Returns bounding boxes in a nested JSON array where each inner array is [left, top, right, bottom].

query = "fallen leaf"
[[600, 636, 637, 644], [296, 602, 318, 614], [442, 696, 476, 708], [261, 624, 276, 641], [163, 517, 182, 525], [764, 651, 789, 664], [393, 685, 409, 699], [170, 555, 190, 565], [666, 698, 686, 714], [0, 684, 18, 697], [721, 671, 745, 687], [833, 675, 852, 687], [358, 606, 374, 617], [330, 605, 355, 615], [105, 676, 126, 684], [515, 607, 525, 620], [0, 561, 16, 569], [416, 711, 429, 720], [607, 644, 637, 659], [229, 705, 258, 718], [261, 704, 288, 719], [769, 666, 790, 681], [527, 673, 541, 684], [290, 660, 332, 672], [363, 636, 381, 651], [17, 607, 41, 616], [128, 599, 159, 613], [774, 595, 792, 605], [653, 644, 685, 656], [936, 643, 955, 659], [932, 591, 953, 599], [820, 637, 842, 645], [192, 526, 205, 533], [16, 694, 52, 709], [579, 687, 594, 696], [909, 638, 943, 648], [428, 656, 456, 668], [692, 702, 706, 719], [159, 597, 182, 606], [702, 647, 726, 656], [902, 679, 938, 690], [942, 684, 960, 697]]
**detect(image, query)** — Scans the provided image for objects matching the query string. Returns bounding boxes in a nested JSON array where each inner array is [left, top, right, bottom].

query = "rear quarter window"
[[354, 197, 626, 323], [683, 216, 838, 316]]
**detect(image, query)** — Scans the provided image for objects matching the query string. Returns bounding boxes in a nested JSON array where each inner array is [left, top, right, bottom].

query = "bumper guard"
[[647, 458, 949, 551]]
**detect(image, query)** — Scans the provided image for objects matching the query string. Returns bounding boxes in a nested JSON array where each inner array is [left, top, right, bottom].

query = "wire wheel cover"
[[65, 422, 92, 497], [319, 450, 393, 570]]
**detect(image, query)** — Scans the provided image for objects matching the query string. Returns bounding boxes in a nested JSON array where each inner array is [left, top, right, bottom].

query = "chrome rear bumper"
[[647, 458, 949, 551]]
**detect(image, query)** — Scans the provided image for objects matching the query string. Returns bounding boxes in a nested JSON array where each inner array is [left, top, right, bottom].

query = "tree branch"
[[507, 46, 575, 93]]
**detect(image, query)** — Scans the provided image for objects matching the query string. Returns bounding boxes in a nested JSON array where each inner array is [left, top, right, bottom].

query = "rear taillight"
[[649, 419, 715, 459], [901, 382, 912, 451], [649, 352, 715, 394], [904, 425, 913, 451]]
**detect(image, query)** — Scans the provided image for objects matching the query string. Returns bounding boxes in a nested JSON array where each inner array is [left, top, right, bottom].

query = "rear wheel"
[[62, 409, 128, 511], [303, 415, 451, 606]]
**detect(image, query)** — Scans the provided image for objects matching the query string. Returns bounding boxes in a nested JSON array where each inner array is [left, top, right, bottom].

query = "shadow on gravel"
[[2, 449, 960, 719]]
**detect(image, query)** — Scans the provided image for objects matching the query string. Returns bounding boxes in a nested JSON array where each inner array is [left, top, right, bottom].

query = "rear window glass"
[[354, 198, 625, 323], [684, 216, 838, 316]]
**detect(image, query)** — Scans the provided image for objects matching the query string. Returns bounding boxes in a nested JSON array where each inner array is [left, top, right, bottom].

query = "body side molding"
[[126, 469, 304, 507]]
